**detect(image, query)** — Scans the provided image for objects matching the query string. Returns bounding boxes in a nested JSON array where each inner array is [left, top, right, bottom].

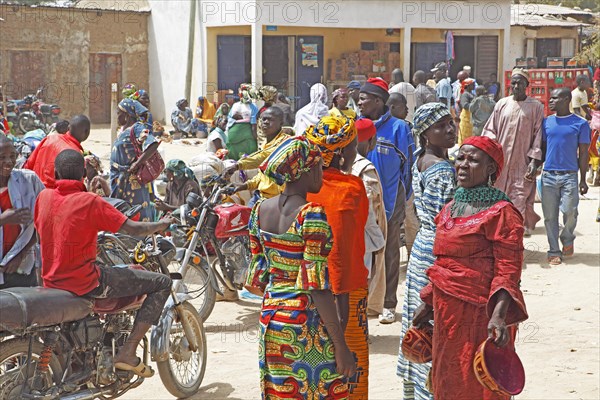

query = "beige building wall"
[[0, 5, 149, 121]]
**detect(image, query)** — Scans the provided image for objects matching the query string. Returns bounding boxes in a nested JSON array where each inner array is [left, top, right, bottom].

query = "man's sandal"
[[562, 245, 574, 257], [548, 256, 562, 266], [115, 358, 155, 378]]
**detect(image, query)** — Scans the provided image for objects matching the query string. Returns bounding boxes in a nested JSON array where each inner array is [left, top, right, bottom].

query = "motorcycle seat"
[[93, 295, 146, 314], [0, 287, 93, 334]]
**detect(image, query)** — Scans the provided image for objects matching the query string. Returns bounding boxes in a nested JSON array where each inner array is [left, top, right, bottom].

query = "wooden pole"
[[110, 82, 118, 145]]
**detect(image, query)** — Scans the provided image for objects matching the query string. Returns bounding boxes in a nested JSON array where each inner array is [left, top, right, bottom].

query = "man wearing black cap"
[[347, 80, 362, 116], [359, 78, 415, 324], [432, 62, 453, 110]]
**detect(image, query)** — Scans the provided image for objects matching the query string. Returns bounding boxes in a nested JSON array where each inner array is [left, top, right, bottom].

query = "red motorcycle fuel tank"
[[213, 203, 251, 239]]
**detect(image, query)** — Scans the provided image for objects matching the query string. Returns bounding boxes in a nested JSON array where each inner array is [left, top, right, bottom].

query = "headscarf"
[[293, 83, 329, 135], [118, 98, 148, 121], [460, 78, 476, 94], [461, 136, 505, 178], [196, 96, 216, 120], [260, 136, 322, 185], [259, 86, 278, 103], [413, 102, 451, 138], [176, 98, 188, 109], [122, 83, 137, 98], [84, 153, 103, 174], [304, 116, 357, 167], [239, 83, 259, 104], [165, 159, 196, 181], [511, 68, 530, 82], [131, 89, 148, 101], [332, 88, 348, 106]]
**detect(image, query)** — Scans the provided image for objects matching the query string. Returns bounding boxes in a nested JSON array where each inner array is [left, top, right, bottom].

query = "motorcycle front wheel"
[[17, 113, 35, 134], [185, 259, 216, 321], [0, 339, 63, 400], [156, 301, 207, 398]]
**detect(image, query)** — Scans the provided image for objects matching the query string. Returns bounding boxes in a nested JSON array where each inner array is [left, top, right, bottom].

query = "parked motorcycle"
[[172, 173, 252, 321], [16, 88, 61, 134], [0, 230, 207, 400]]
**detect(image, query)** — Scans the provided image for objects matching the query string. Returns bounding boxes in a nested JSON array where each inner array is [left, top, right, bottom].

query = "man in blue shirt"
[[360, 78, 415, 324], [541, 87, 590, 266], [432, 62, 453, 110]]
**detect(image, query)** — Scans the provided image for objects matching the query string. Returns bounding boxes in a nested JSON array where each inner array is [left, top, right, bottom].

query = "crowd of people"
[[0, 60, 599, 399]]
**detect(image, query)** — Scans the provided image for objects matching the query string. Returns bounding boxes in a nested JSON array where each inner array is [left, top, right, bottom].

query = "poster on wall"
[[302, 44, 319, 68]]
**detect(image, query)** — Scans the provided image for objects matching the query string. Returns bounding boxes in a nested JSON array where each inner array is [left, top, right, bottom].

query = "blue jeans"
[[541, 171, 579, 257]]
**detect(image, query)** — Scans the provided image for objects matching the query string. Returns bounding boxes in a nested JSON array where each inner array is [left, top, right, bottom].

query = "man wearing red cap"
[[352, 118, 387, 317], [360, 78, 415, 324]]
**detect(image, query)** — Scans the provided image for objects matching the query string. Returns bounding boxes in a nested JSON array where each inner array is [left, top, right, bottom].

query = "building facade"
[[0, 3, 150, 122]]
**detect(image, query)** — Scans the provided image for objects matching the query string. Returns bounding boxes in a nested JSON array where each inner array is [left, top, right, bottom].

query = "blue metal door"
[[294, 36, 324, 109], [217, 35, 251, 91]]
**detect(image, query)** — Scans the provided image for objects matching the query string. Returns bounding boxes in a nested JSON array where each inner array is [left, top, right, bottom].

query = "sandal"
[[115, 358, 155, 378], [562, 245, 574, 257], [548, 256, 562, 266]]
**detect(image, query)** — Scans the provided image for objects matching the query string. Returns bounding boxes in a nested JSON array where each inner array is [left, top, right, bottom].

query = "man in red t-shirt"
[[25, 115, 91, 188], [34, 149, 173, 378]]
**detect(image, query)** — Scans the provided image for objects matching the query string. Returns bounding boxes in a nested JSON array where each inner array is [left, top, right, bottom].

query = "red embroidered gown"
[[420, 200, 528, 400]]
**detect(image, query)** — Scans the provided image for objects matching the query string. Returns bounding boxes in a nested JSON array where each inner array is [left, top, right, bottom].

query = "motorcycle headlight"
[[52, 107, 61, 115]]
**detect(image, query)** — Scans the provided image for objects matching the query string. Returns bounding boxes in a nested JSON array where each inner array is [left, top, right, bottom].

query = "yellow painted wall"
[[262, 26, 402, 63]]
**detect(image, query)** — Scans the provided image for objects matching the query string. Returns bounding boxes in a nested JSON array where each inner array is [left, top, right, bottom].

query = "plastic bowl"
[[473, 338, 525, 396]]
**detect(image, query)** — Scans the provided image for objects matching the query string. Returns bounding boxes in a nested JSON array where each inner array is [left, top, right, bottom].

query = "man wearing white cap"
[[483, 68, 544, 236]]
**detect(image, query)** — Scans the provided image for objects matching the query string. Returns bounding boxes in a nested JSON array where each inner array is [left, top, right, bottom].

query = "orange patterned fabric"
[[307, 168, 369, 294]]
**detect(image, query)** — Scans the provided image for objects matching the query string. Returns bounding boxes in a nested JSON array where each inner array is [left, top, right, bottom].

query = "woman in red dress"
[[413, 136, 528, 400]]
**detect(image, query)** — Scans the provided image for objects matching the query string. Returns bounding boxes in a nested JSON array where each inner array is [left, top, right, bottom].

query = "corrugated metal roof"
[[74, 0, 150, 12], [0, 0, 150, 13], [511, 4, 594, 27], [511, 3, 595, 16], [511, 12, 590, 26]]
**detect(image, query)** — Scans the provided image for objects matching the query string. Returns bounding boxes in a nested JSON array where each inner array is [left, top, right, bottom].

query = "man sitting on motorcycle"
[[34, 149, 173, 378], [24, 115, 90, 189]]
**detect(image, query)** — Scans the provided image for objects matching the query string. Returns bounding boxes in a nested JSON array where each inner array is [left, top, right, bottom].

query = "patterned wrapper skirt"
[[345, 287, 369, 399], [259, 291, 349, 400]]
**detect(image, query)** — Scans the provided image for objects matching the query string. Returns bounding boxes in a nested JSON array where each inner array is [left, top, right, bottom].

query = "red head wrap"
[[461, 136, 504, 178], [356, 118, 377, 142]]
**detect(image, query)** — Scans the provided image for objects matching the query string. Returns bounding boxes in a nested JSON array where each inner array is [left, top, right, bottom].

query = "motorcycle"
[[16, 88, 61, 134], [172, 173, 252, 321], [0, 228, 207, 399]]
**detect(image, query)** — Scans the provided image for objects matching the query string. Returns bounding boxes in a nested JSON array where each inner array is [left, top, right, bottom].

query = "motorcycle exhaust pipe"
[[58, 385, 114, 400]]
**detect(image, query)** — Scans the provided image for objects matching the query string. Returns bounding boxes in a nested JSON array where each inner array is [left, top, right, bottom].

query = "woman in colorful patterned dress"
[[109, 98, 158, 222], [246, 136, 356, 399], [397, 103, 457, 400], [305, 116, 370, 399]]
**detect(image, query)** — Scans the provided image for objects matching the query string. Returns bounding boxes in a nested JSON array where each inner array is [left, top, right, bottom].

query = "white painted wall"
[[147, 0, 191, 122], [201, 0, 511, 30]]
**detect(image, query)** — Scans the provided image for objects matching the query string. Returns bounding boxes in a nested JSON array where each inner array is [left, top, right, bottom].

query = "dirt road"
[[84, 127, 599, 400]]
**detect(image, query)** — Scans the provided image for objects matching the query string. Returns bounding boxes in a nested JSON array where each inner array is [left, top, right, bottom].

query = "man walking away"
[[542, 88, 590, 266], [469, 86, 496, 136], [413, 71, 436, 110], [432, 62, 453, 110], [389, 69, 417, 123]]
